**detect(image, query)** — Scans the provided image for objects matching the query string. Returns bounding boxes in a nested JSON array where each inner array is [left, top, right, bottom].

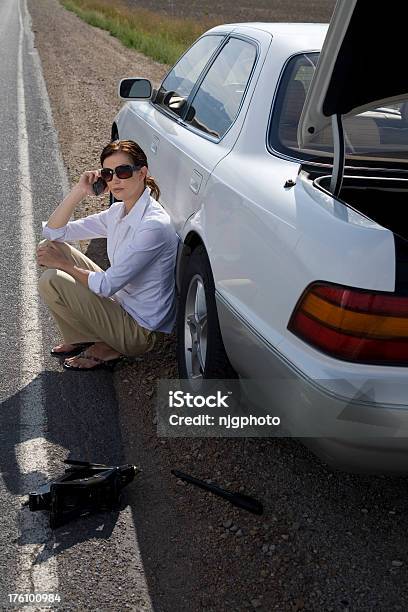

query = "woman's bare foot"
[[52, 343, 78, 353], [64, 342, 122, 369], [51, 342, 92, 356]]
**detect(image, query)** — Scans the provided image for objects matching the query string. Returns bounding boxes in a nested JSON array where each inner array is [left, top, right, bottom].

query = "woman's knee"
[[38, 267, 60, 296], [38, 239, 70, 254]]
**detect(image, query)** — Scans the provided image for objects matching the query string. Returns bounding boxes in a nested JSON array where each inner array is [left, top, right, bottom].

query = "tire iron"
[[171, 469, 263, 515]]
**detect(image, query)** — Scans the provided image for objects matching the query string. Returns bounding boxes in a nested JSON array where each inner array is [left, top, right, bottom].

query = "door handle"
[[190, 170, 203, 194], [151, 136, 159, 154]]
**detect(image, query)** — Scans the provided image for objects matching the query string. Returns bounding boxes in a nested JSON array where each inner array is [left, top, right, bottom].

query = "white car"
[[111, 0, 408, 473]]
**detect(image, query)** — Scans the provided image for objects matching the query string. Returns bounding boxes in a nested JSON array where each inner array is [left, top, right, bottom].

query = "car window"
[[269, 53, 318, 156], [184, 37, 257, 139], [269, 53, 408, 166], [154, 35, 223, 118]]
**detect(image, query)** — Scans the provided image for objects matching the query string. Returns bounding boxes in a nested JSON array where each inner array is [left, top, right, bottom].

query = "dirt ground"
[[124, 0, 336, 24], [28, 1, 408, 611]]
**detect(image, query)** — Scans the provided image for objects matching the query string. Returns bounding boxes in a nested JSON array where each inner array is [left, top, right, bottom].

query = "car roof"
[[210, 22, 328, 33], [206, 22, 329, 53]]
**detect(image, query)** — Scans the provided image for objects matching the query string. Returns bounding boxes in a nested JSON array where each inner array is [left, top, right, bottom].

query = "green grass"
[[61, 0, 216, 65]]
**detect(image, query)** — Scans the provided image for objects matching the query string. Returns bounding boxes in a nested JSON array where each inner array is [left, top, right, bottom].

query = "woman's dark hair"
[[100, 139, 160, 201]]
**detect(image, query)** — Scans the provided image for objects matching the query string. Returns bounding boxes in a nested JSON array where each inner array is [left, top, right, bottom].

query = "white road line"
[[15, 0, 59, 602]]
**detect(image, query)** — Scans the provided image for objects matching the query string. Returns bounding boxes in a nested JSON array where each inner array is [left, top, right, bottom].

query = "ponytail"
[[146, 175, 160, 201]]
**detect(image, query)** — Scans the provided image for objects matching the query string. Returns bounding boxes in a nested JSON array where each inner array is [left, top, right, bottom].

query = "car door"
[[119, 30, 270, 233], [163, 35, 260, 232]]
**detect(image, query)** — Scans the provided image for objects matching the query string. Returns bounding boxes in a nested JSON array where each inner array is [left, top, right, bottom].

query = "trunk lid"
[[299, 0, 408, 148]]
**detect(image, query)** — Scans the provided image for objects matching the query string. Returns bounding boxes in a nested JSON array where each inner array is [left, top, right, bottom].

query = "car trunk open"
[[298, 0, 408, 198]]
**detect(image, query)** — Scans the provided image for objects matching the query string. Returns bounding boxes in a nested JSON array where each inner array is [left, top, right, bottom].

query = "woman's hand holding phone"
[[77, 170, 108, 197], [92, 176, 108, 196]]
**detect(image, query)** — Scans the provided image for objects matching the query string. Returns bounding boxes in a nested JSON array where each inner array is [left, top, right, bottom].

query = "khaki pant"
[[38, 240, 156, 356]]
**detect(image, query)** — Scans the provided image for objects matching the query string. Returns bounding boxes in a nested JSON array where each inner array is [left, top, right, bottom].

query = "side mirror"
[[118, 78, 152, 100]]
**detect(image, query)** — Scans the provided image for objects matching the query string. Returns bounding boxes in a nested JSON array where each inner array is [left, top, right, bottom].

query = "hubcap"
[[184, 274, 208, 382]]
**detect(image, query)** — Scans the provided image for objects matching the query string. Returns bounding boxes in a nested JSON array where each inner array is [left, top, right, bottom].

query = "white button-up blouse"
[[42, 188, 179, 332]]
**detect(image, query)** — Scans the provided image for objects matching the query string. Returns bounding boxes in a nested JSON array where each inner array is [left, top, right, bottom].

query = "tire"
[[176, 244, 237, 388]]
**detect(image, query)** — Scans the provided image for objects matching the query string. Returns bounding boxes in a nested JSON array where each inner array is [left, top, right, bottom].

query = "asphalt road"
[[0, 1, 150, 610]]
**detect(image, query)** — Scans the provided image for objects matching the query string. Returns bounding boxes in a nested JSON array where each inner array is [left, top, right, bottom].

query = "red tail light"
[[288, 282, 408, 366]]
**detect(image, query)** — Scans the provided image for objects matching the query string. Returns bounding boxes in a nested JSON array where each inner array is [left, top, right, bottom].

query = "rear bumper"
[[303, 436, 408, 475], [217, 293, 408, 474], [241, 374, 408, 474]]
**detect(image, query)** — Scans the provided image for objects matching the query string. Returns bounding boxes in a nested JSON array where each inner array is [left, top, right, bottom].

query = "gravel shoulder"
[[28, 1, 408, 611]]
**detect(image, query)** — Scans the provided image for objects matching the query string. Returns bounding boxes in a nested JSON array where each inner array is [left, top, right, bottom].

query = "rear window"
[[269, 53, 408, 166]]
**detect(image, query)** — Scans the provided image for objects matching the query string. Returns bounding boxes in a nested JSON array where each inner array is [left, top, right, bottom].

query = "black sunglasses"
[[100, 164, 141, 182]]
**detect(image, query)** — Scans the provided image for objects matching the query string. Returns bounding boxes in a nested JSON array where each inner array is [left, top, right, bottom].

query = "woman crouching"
[[37, 139, 178, 370]]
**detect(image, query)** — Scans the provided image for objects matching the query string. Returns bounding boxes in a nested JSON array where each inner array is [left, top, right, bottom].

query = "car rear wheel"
[[177, 245, 237, 389]]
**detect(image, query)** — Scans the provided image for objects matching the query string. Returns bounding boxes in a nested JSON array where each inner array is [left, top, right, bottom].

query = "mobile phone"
[[92, 177, 107, 196]]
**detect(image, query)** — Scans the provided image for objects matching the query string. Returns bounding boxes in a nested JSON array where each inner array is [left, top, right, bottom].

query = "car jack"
[[24, 460, 138, 528]]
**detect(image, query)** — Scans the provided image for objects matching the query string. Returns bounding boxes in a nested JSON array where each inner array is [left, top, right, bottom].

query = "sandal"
[[51, 343, 93, 358], [63, 351, 123, 371]]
